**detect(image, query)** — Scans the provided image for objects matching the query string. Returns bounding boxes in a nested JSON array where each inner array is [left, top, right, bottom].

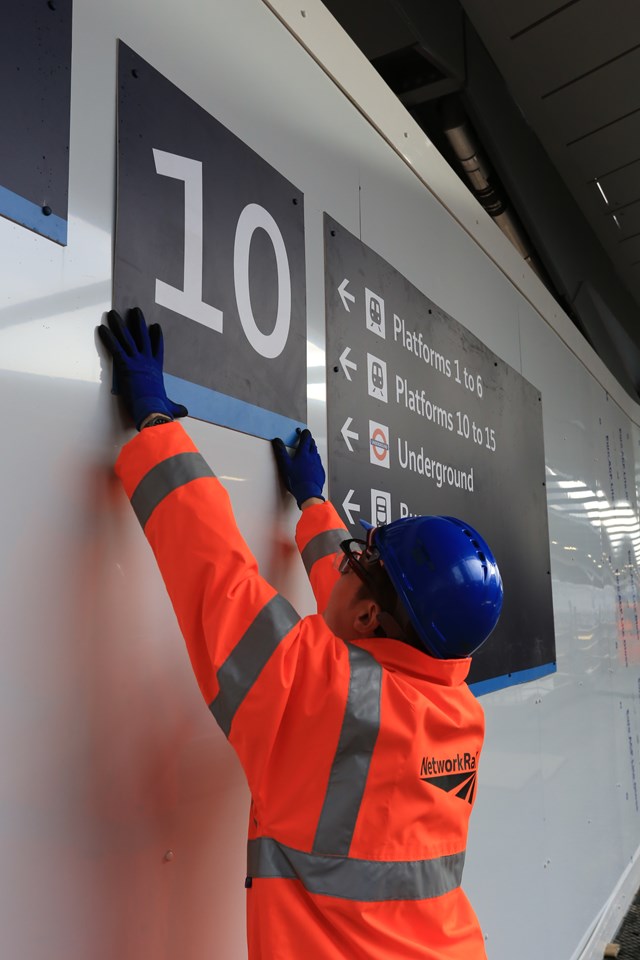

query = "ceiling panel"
[[608, 199, 640, 235], [598, 159, 640, 207], [461, 0, 640, 97], [563, 111, 640, 181], [572, 182, 627, 238], [617, 233, 640, 262], [464, 0, 583, 41], [461, 0, 640, 316], [540, 48, 640, 144], [507, 0, 640, 96]]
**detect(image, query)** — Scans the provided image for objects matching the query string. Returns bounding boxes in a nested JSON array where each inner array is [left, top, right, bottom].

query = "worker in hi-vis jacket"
[[98, 307, 503, 960]]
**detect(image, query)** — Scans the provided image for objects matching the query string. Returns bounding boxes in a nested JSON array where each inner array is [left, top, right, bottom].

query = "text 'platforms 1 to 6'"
[[340, 290, 497, 479]]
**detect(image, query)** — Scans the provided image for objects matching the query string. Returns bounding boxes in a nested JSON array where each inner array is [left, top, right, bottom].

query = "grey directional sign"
[[324, 215, 555, 692]]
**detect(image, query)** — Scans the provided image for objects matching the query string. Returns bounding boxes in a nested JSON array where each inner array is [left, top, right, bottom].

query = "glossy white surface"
[[0, 1, 638, 957]]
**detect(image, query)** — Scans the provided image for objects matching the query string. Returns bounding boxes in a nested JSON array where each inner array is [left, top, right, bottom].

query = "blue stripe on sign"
[[0, 184, 67, 244], [469, 662, 557, 698], [164, 374, 306, 446]]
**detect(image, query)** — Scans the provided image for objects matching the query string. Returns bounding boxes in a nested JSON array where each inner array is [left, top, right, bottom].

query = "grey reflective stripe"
[[313, 645, 382, 855], [210, 594, 300, 737], [300, 528, 348, 576], [247, 837, 465, 902], [130, 452, 215, 529]]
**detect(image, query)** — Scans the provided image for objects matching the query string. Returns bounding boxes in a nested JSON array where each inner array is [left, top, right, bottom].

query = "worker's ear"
[[352, 598, 382, 637]]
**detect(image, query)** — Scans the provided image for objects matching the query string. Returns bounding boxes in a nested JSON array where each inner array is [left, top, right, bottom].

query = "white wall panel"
[[464, 681, 551, 959], [1, 0, 640, 958], [523, 303, 612, 932], [519, 297, 640, 954]]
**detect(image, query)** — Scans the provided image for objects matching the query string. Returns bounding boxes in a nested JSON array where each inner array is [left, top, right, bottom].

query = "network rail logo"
[[420, 752, 478, 804]]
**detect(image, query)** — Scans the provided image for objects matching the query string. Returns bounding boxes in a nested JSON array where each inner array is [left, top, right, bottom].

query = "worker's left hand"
[[272, 429, 326, 508], [98, 307, 188, 430]]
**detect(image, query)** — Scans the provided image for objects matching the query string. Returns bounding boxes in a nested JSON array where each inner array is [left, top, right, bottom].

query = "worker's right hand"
[[272, 429, 326, 508], [97, 307, 188, 430]]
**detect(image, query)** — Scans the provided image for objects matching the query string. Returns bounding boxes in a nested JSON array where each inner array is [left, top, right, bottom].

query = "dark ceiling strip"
[[510, 0, 583, 41], [618, 231, 640, 244], [609, 196, 640, 214], [566, 106, 640, 147], [542, 43, 640, 99], [590, 155, 640, 184]]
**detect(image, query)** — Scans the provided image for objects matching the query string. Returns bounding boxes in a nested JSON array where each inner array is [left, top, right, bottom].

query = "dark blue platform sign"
[[324, 216, 556, 694], [114, 43, 307, 443], [0, 0, 72, 244]]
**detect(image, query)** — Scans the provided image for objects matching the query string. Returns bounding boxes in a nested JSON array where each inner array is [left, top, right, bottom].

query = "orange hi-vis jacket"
[[116, 422, 487, 960]]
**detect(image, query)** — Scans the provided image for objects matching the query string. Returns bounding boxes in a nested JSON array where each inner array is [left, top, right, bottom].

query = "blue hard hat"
[[362, 515, 503, 659]]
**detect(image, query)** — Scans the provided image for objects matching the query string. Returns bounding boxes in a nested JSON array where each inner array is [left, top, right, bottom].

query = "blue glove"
[[272, 429, 326, 508], [97, 308, 188, 430]]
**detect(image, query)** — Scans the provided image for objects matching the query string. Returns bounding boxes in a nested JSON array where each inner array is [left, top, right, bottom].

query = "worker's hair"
[[355, 559, 423, 648]]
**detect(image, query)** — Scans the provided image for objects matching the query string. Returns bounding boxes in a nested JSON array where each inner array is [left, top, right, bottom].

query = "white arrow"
[[341, 417, 359, 453], [339, 346, 358, 381], [338, 278, 356, 312], [342, 489, 361, 526]]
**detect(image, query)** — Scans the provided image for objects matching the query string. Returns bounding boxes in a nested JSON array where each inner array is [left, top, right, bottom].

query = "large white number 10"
[[153, 148, 292, 359]]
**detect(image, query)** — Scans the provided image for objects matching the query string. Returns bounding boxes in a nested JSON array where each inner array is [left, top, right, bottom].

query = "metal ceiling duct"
[[441, 96, 544, 279]]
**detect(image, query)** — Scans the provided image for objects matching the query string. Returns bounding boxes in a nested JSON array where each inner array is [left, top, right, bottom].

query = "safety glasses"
[[334, 535, 406, 639], [335, 537, 382, 595]]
